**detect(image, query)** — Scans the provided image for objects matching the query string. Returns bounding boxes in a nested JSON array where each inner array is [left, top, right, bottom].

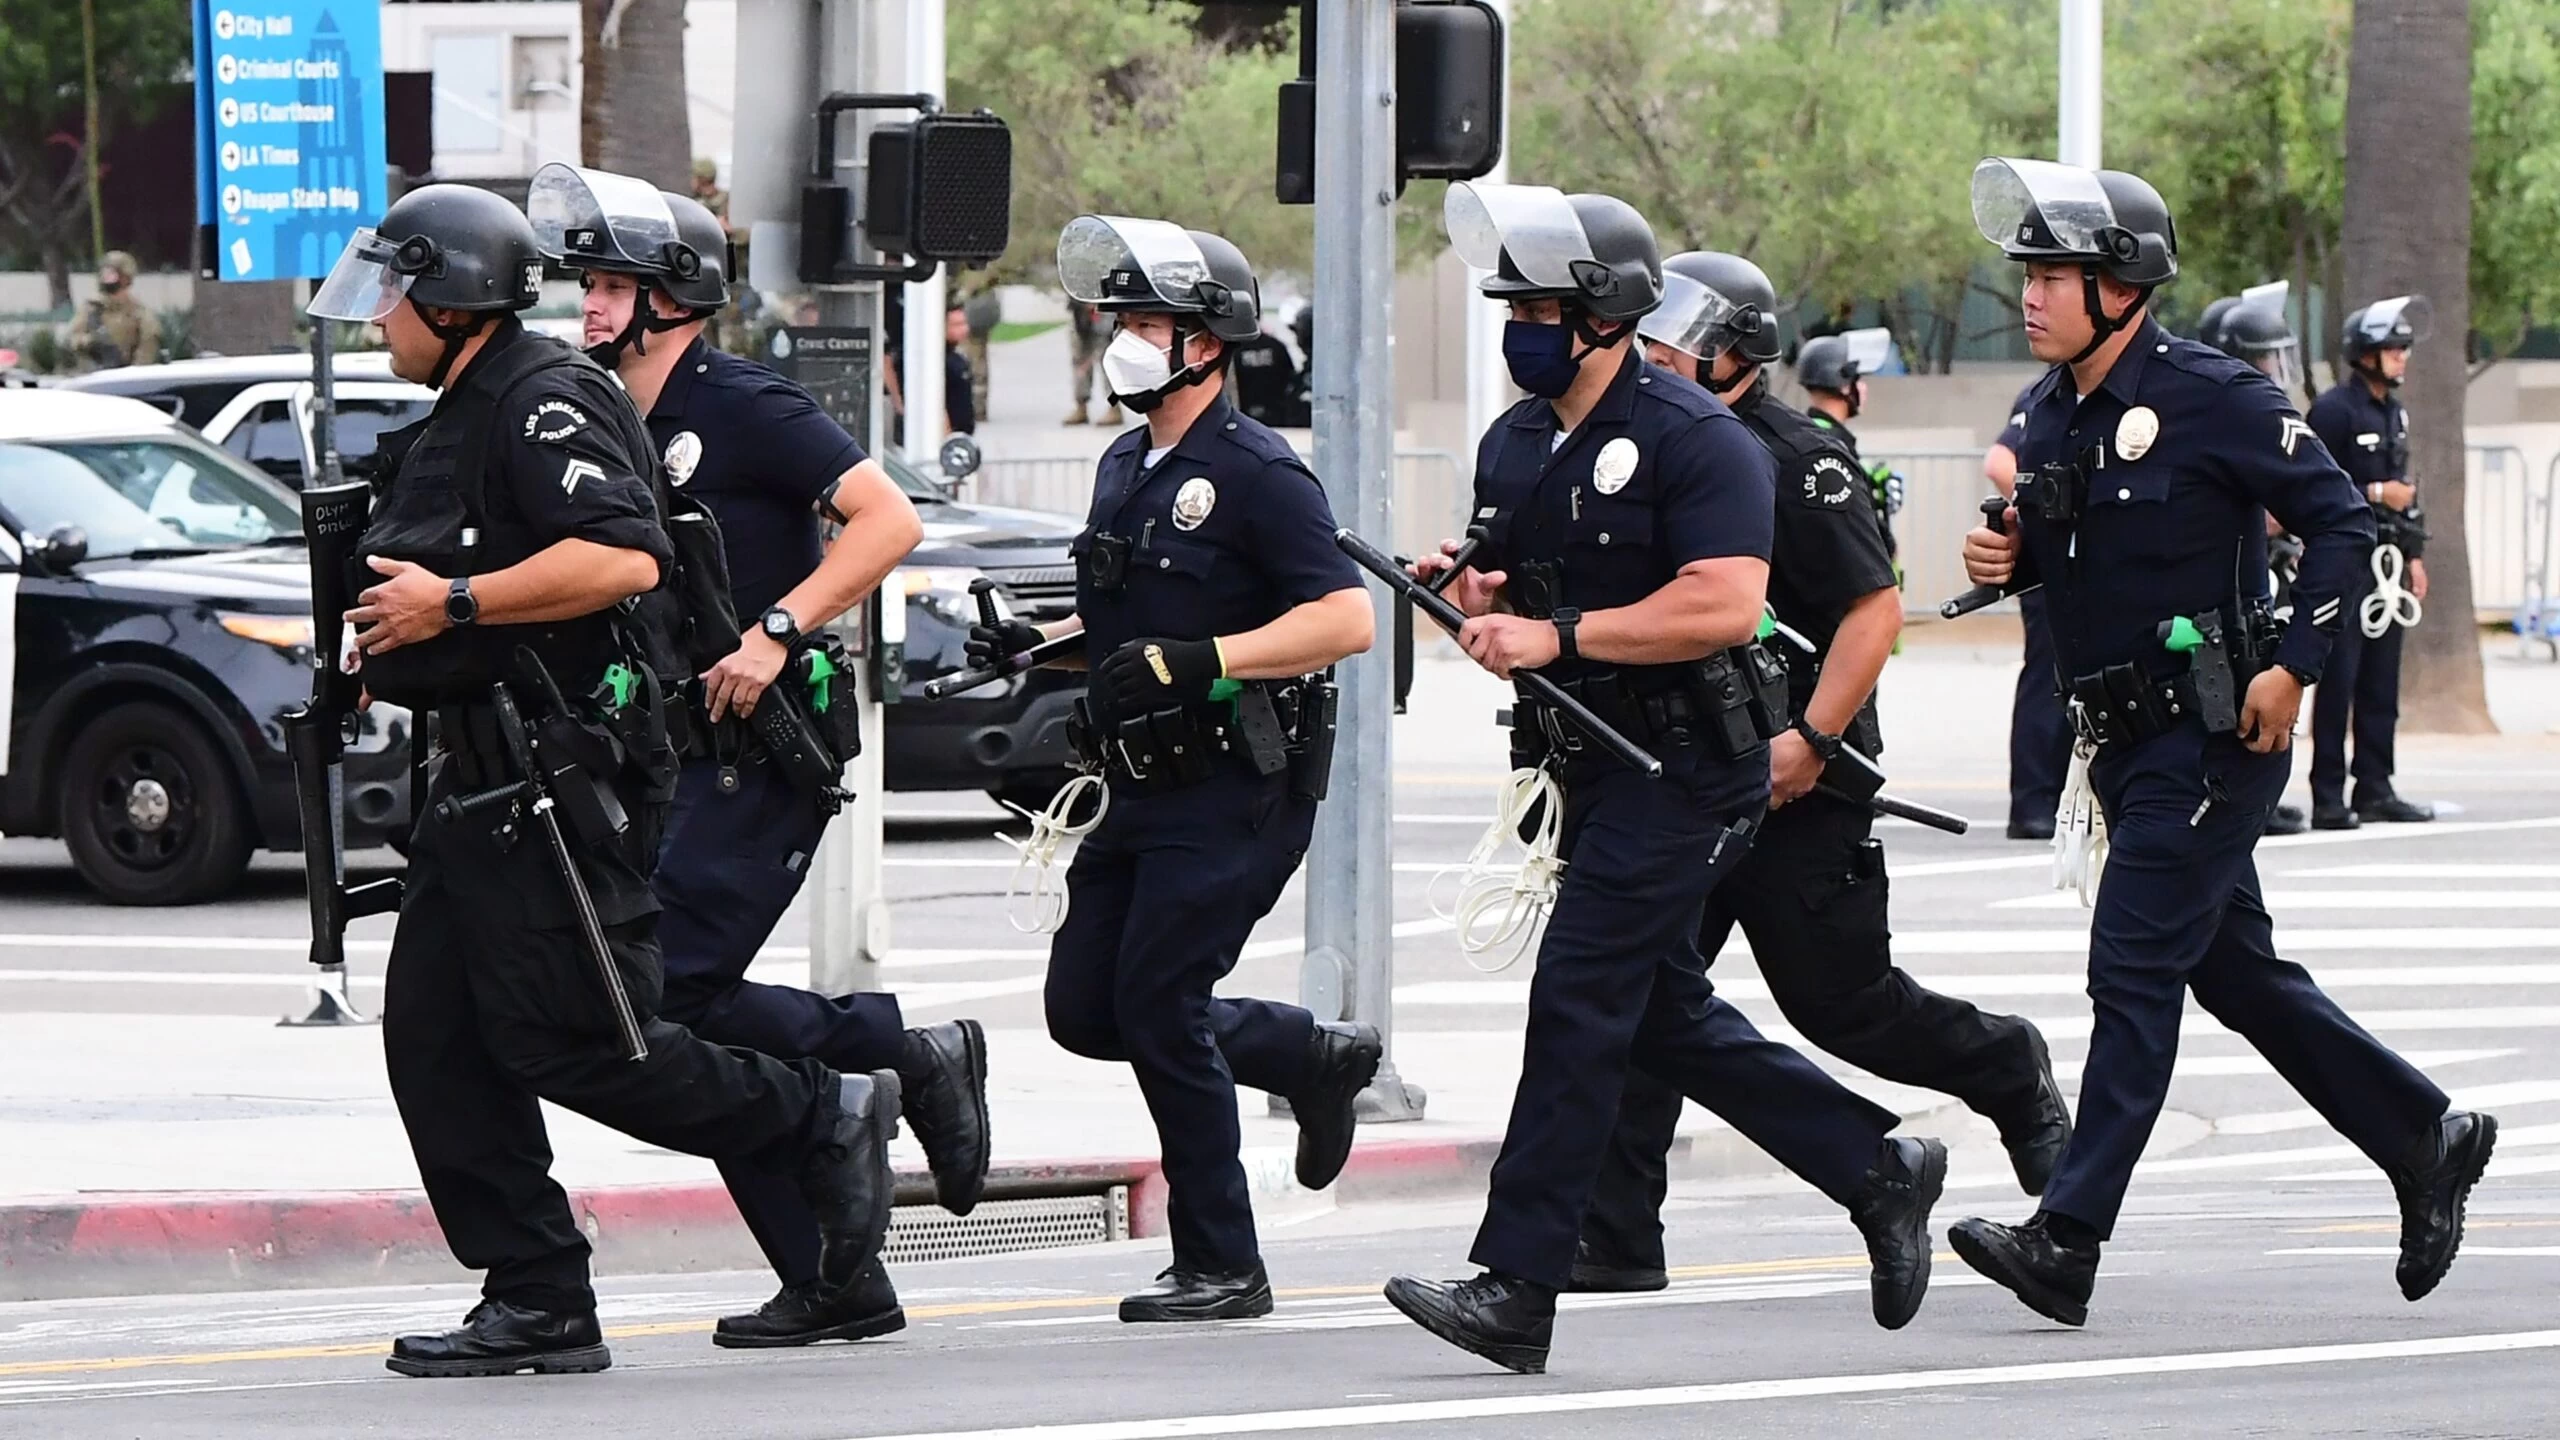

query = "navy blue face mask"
[[1503, 319, 1583, 398]]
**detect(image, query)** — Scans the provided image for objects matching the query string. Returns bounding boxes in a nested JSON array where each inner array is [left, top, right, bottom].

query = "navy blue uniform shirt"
[[2008, 316, 2373, 686], [1995, 382, 2037, 454], [2307, 378, 2408, 487], [643, 334, 867, 624], [1471, 349, 1776, 679], [1073, 394, 1358, 661]]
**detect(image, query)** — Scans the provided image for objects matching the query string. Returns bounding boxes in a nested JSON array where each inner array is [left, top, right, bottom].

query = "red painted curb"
[[0, 1137, 1499, 1298]]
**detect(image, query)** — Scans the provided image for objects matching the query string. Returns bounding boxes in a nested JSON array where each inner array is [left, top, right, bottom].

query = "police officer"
[[1794, 329, 1903, 556], [67, 250, 160, 372], [1553, 251, 2069, 1296], [533, 167, 993, 1347], [1382, 186, 1944, 1376], [1985, 383, 2074, 840], [2202, 290, 2311, 835], [308, 185, 900, 1376], [2307, 297, 2435, 829], [967, 216, 1382, 1322], [1950, 158, 2490, 1326]]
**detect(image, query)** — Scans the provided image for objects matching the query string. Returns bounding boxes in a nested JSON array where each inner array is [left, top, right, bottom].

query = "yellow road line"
[[0, 1253, 1900, 1380]]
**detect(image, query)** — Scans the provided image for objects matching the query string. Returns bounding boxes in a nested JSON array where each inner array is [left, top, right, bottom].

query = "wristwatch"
[[2282, 663, 2319, 688], [1551, 606, 1582, 662], [1791, 718, 1844, 762], [444, 575, 478, 627], [759, 605, 802, 647]]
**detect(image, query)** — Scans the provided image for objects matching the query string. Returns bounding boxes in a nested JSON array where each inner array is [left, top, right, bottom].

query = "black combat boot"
[[2264, 802, 2309, 836], [902, 1020, 992, 1215], [2356, 792, 2436, 824], [2392, 1110, 2498, 1301], [1565, 1237, 1669, 1294], [1995, 1024, 2074, 1196], [798, 1069, 902, 1290], [1292, 1022, 1383, 1190], [1949, 1212, 2100, 1327], [387, 1300, 610, 1378], [1382, 1271, 1558, 1374], [1119, 1262, 1274, 1322], [2311, 802, 2361, 830], [1847, 1136, 1947, 1329], [713, 1259, 907, 1347]]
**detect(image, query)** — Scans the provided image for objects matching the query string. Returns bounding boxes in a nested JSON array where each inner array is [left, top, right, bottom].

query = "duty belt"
[[2064, 665, 2201, 753], [1068, 679, 1330, 798], [1515, 650, 1776, 766]]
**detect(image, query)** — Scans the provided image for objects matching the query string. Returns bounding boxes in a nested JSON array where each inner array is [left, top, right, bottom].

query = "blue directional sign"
[[193, 1, 388, 282]]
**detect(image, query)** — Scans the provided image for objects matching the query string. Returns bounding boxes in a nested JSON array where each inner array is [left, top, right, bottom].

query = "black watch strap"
[[445, 575, 477, 626], [1792, 718, 1844, 761], [1552, 606, 1581, 662]]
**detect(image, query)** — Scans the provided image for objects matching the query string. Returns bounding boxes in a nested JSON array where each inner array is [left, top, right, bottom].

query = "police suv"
[[0, 390, 412, 904]]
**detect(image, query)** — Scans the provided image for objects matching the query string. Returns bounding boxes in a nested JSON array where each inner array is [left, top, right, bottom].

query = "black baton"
[[1336, 527, 1663, 779], [1941, 494, 2038, 619]]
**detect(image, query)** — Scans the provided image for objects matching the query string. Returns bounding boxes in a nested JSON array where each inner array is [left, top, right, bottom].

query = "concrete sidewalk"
[[0, 1011, 1971, 1300]]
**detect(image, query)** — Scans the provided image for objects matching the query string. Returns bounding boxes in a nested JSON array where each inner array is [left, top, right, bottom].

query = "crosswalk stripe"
[[1994, 889, 2560, 912]]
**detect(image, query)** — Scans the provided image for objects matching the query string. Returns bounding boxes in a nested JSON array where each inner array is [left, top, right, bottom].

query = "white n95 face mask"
[[1103, 327, 1212, 413]]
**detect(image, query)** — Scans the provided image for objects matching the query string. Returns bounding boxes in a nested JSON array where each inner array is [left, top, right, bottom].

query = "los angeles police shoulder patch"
[[522, 398, 590, 444], [1801, 453, 1860, 508]]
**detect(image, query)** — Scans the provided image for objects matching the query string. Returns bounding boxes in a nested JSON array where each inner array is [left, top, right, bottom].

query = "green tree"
[[2467, 0, 2560, 366], [948, 0, 1308, 285], [0, 0, 190, 307], [1504, 0, 2046, 371]]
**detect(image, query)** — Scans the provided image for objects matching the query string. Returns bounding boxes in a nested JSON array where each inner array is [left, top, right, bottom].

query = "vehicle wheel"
[[989, 770, 1080, 818], [59, 702, 254, 906]]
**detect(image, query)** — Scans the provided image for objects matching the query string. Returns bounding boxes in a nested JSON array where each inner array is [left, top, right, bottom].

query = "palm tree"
[[582, 0, 697, 191], [2342, 0, 2488, 731]]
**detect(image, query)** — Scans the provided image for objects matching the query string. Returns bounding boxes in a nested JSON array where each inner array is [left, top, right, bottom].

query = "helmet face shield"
[[1057, 216, 1213, 310], [1972, 157, 2118, 259], [306, 229, 416, 322], [1446, 182, 1595, 291], [1637, 271, 1742, 359], [2356, 294, 2432, 349], [528, 164, 684, 272], [1841, 326, 1894, 375]]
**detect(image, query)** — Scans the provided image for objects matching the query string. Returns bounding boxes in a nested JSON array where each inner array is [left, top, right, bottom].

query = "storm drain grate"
[[882, 1188, 1129, 1265]]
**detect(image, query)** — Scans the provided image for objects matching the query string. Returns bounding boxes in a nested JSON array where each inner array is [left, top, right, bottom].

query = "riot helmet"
[[2201, 281, 2301, 392], [1641, 252, 1781, 370], [1972, 157, 2178, 363], [309, 183, 545, 385], [1798, 328, 1895, 403], [1448, 183, 1662, 323], [2342, 294, 2430, 386], [529, 164, 729, 366], [1058, 216, 1262, 413]]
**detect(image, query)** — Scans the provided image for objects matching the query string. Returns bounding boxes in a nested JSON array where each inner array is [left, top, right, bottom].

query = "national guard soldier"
[[1950, 159, 2491, 1327], [307, 185, 901, 1376], [966, 216, 1381, 1322], [1382, 186, 1944, 1375], [66, 250, 160, 372], [1985, 382, 2075, 841], [533, 166, 993, 1348], [1556, 250, 2068, 1296], [2307, 297, 2434, 829], [1793, 328, 1903, 557]]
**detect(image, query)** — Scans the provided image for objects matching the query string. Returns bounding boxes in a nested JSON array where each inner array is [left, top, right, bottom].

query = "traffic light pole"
[[1302, 0, 1424, 1121]]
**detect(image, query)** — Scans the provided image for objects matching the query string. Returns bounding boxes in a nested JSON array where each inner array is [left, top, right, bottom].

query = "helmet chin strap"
[[2068, 265, 2154, 367], [588, 280, 702, 369], [2355, 352, 2406, 390], [410, 299, 490, 388]]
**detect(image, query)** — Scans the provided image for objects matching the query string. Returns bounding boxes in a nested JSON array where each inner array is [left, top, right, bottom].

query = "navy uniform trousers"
[[2010, 590, 2074, 829], [386, 777, 836, 1314], [1472, 759, 1896, 1292], [653, 756, 908, 1287], [1584, 792, 2045, 1270], [2041, 721, 2448, 1235], [2309, 586, 2405, 809], [1044, 768, 1320, 1274]]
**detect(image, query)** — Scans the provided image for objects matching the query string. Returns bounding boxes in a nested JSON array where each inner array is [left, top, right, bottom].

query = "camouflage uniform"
[[67, 252, 161, 372]]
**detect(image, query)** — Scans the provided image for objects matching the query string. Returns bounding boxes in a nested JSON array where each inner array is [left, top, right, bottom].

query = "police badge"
[[1172, 477, 1217, 530], [663, 431, 704, 487]]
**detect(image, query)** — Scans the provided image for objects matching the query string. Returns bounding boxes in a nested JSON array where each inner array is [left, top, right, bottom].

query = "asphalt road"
[[10, 650, 2560, 1433], [2, 1168, 2555, 1437]]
